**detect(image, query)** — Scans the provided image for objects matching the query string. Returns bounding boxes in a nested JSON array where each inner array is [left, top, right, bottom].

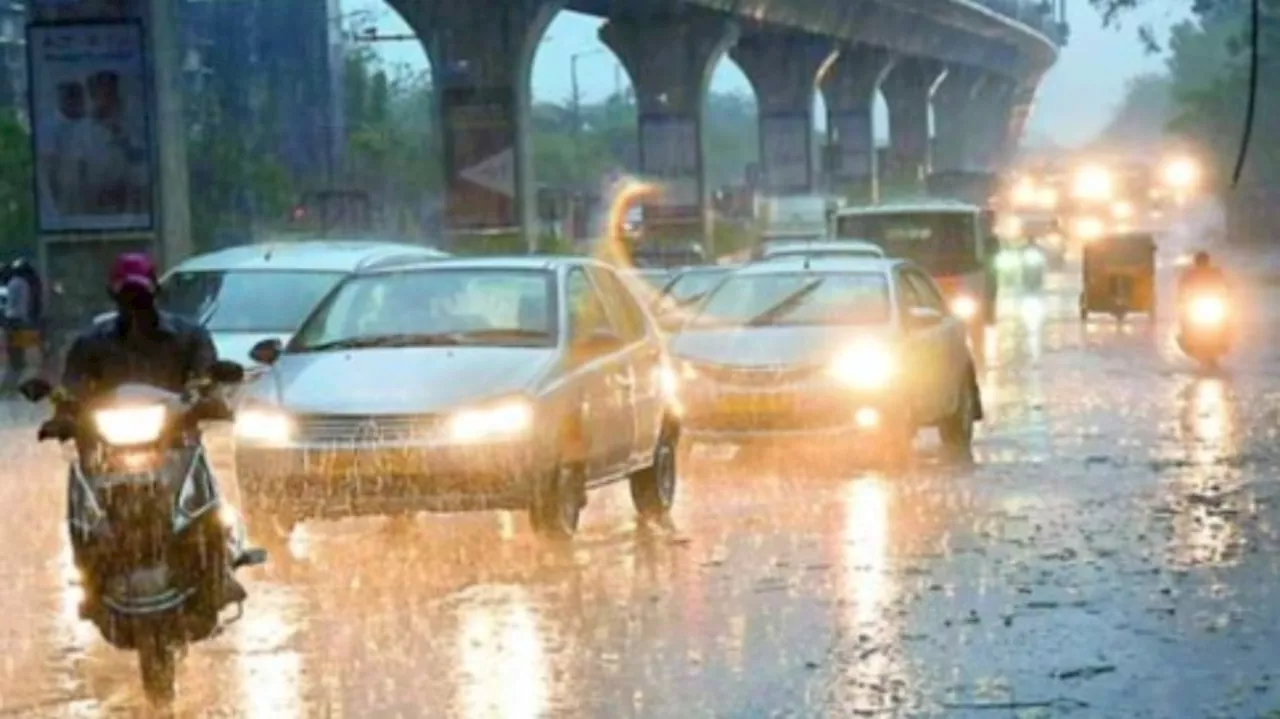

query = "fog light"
[[854, 407, 880, 429]]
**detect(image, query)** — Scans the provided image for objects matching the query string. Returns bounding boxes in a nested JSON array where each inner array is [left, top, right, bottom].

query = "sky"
[[346, 0, 1190, 149]]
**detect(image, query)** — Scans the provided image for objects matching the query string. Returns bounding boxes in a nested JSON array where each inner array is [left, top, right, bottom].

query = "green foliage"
[[0, 111, 34, 257]]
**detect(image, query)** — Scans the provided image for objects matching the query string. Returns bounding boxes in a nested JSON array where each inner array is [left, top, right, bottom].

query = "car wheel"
[[939, 370, 977, 452], [530, 460, 583, 540], [630, 421, 679, 520]]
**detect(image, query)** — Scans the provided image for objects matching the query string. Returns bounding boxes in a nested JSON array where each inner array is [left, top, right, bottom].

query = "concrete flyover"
[[386, 0, 1063, 250]]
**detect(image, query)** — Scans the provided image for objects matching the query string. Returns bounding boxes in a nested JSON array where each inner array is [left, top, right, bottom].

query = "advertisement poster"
[[28, 21, 153, 232]]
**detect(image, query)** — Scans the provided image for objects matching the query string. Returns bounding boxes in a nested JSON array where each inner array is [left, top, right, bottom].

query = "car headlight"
[[828, 339, 895, 390], [94, 405, 166, 446], [1188, 295, 1227, 326], [235, 407, 293, 444], [951, 294, 979, 321], [448, 398, 533, 443]]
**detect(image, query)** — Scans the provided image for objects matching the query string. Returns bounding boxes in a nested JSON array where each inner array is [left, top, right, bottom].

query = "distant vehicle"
[[759, 239, 886, 262], [669, 256, 982, 468], [632, 241, 705, 269], [234, 256, 680, 542], [834, 201, 999, 336], [758, 194, 829, 246], [158, 240, 447, 369]]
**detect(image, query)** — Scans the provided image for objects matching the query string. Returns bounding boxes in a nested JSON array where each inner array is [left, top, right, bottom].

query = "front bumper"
[[235, 439, 546, 516], [678, 377, 904, 441]]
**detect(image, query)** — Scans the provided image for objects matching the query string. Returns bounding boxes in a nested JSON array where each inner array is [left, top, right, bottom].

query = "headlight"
[[235, 407, 293, 444], [951, 294, 979, 321], [1075, 217, 1104, 240], [94, 405, 166, 446], [828, 339, 895, 390], [448, 398, 533, 443], [1072, 165, 1113, 202], [1188, 295, 1227, 326]]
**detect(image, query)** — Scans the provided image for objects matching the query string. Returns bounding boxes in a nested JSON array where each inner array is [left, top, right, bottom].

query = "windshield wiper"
[[745, 279, 825, 327], [301, 332, 464, 352], [451, 328, 552, 344]]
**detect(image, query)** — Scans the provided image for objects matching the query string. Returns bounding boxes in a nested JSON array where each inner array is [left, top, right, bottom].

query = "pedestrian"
[[3, 259, 43, 392]]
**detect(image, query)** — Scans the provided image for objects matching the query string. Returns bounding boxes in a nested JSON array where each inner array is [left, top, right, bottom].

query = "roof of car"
[[763, 240, 885, 256], [835, 199, 981, 216], [359, 254, 611, 275], [733, 256, 903, 276], [170, 240, 447, 273]]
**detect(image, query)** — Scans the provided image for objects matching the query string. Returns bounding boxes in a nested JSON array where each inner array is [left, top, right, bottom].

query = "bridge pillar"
[[730, 34, 838, 195], [967, 76, 1019, 172], [820, 47, 896, 204], [600, 14, 738, 253], [401, 0, 559, 253], [931, 66, 985, 174], [880, 57, 946, 197]]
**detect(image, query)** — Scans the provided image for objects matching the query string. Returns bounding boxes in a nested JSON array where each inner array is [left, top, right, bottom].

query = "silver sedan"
[[233, 256, 680, 541]]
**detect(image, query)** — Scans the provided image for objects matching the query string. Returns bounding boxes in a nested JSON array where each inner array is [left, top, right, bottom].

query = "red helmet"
[[108, 252, 158, 295]]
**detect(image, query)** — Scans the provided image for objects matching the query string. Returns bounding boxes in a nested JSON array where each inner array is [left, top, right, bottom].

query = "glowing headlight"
[[951, 294, 980, 321], [1072, 165, 1114, 202], [1075, 217, 1104, 240], [996, 251, 1020, 272], [235, 408, 293, 444], [1188, 295, 1227, 326], [828, 340, 896, 390], [1035, 187, 1059, 210], [449, 399, 533, 443], [1162, 157, 1200, 190], [94, 405, 166, 446], [1111, 201, 1133, 220]]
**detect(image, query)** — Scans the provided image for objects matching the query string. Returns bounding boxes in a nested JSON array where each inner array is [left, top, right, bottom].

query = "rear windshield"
[[161, 270, 345, 332], [836, 212, 981, 274]]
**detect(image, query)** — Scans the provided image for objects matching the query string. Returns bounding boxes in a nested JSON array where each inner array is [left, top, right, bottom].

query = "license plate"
[[717, 394, 790, 415]]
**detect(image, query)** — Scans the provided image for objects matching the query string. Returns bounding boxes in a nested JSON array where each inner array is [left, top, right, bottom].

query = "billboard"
[[28, 20, 153, 233]]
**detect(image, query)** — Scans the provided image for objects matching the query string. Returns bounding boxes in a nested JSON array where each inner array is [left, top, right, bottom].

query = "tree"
[[1090, 73, 1174, 153], [0, 111, 34, 257]]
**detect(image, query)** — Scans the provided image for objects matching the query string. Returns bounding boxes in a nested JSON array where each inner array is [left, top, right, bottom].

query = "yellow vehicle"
[[1079, 231, 1156, 320]]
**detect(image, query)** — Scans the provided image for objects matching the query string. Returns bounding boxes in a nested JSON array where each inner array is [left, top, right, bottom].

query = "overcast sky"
[[347, 0, 1190, 148]]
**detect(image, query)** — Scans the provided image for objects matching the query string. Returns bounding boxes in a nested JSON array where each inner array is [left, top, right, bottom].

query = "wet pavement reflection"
[[6, 263, 1280, 717]]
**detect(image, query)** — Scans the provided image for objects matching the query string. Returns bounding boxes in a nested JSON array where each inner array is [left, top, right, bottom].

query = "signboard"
[[639, 114, 698, 208], [30, 0, 141, 20], [830, 112, 873, 180], [760, 115, 810, 191], [28, 21, 153, 232], [441, 87, 517, 230]]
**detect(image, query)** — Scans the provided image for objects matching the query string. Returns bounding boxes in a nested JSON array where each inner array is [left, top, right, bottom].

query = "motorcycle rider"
[[51, 252, 248, 612]]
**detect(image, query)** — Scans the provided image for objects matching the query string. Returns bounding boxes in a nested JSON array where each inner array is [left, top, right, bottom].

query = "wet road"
[[5, 261, 1280, 717]]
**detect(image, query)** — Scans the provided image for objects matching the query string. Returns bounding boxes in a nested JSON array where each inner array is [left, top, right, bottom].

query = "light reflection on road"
[[455, 586, 549, 719]]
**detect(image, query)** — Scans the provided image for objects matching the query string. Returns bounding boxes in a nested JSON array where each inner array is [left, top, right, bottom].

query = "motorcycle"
[[18, 360, 266, 706], [1178, 289, 1232, 368]]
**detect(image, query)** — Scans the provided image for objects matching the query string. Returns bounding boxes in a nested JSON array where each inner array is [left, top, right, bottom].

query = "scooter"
[[1178, 289, 1232, 369], [19, 360, 266, 706]]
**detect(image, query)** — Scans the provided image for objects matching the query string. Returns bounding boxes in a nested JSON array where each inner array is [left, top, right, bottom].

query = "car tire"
[[530, 459, 584, 540], [630, 420, 679, 520], [939, 370, 977, 453]]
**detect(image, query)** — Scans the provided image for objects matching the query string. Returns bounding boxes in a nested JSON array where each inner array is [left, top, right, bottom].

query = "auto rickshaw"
[[1079, 231, 1156, 320]]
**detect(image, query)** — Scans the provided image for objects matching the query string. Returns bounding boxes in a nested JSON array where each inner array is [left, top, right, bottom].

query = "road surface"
[[3, 261, 1280, 718]]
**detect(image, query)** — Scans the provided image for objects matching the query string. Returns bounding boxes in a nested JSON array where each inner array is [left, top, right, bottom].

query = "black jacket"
[[62, 310, 216, 398]]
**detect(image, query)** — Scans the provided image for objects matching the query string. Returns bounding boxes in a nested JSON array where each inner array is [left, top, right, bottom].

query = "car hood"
[[250, 346, 559, 414], [670, 325, 894, 368], [213, 331, 291, 368]]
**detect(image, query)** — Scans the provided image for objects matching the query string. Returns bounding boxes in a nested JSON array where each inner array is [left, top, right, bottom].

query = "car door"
[[590, 266, 662, 469], [904, 268, 967, 420], [565, 267, 633, 478]]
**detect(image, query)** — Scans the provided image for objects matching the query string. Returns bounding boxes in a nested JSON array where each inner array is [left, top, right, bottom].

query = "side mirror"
[[18, 378, 53, 403], [907, 307, 944, 328], [210, 359, 246, 384], [249, 338, 283, 366]]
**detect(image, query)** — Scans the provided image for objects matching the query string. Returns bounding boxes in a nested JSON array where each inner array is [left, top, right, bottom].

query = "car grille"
[[292, 414, 443, 444], [692, 361, 825, 388]]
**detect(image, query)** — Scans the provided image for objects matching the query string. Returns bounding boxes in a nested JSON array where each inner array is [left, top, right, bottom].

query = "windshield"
[[663, 270, 728, 305], [836, 213, 981, 274], [689, 272, 890, 328], [290, 268, 556, 351], [160, 270, 345, 332]]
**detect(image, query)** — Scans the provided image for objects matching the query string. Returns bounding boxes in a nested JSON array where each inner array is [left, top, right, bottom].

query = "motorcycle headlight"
[[951, 294, 980, 321], [828, 339, 896, 390], [1188, 295, 1227, 326], [448, 398, 534, 443], [94, 405, 166, 446], [235, 407, 293, 444]]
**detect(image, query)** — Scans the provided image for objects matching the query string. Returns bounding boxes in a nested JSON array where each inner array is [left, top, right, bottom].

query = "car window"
[[291, 268, 556, 350], [566, 268, 617, 342], [161, 270, 346, 332], [590, 267, 648, 343], [904, 271, 946, 312]]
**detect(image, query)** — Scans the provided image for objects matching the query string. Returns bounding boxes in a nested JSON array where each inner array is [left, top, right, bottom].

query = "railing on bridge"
[[978, 0, 1069, 44]]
